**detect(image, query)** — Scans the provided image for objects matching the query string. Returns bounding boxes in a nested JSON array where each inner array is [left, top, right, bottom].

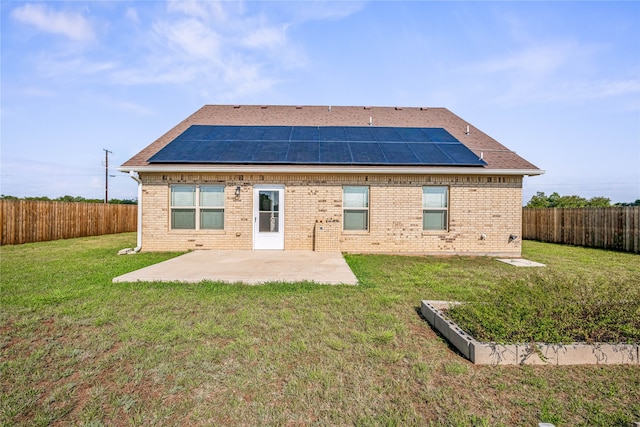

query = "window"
[[170, 185, 224, 230], [343, 186, 369, 231], [423, 186, 448, 231], [200, 186, 225, 229], [171, 185, 196, 229]]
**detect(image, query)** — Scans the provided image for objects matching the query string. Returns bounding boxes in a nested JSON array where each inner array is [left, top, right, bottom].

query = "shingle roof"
[[121, 105, 542, 173]]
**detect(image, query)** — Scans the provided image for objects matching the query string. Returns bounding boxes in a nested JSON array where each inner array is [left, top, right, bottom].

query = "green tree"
[[526, 192, 615, 208], [615, 199, 640, 206], [525, 191, 550, 208], [56, 195, 83, 202], [109, 198, 138, 205], [586, 197, 611, 207], [555, 195, 588, 208], [24, 196, 52, 201], [547, 192, 562, 207], [0, 195, 135, 204]]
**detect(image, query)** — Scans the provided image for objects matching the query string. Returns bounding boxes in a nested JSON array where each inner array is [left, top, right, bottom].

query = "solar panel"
[[395, 127, 430, 142], [262, 126, 292, 141], [320, 141, 352, 163], [148, 125, 485, 166], [288, 142, 319, 163], [291, 126, 319, 141], [344, 127, 373, 141], [176, 125, 212, 141], [409, 143, 455, 165], [438, 144, 482, 164], [217, 140, 259, 162], [252, 141, 289, 162], [207, 125, 241, 141], [350, 142, 387, 163], [319, 127, 346, 141], [371, 127, 403, 142], [379, 143, 420, 164], [423, 128, 458, 143], [235, 126, 265, 141], [190, 141, 229, 161]]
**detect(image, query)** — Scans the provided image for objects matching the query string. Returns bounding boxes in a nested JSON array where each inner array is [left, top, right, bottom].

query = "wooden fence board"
[[1, 200, 137, 245], [522, 207, 640, 254]]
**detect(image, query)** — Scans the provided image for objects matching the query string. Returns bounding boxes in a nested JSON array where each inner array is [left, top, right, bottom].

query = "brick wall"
[[139, 172, 523, 256]]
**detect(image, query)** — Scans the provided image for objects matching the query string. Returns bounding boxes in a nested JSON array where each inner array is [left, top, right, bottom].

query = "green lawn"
[[1, 234, 639, 426]]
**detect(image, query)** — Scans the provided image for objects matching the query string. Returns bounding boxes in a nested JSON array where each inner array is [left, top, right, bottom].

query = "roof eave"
[[118, 164, 545, 176]]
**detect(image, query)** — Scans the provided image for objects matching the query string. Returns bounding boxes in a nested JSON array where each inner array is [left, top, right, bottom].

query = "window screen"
[[343, 186, 369, 231], [423, 187, 448, 231], [171, 185, 224, 230]]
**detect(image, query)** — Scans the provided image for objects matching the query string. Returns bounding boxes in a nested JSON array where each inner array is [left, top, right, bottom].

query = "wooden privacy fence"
[[522, 207, 640, 253], [0, 200, 137, 245]]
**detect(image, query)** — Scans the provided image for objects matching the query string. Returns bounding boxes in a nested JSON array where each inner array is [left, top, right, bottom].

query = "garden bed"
[[421, 300, 640, 365]]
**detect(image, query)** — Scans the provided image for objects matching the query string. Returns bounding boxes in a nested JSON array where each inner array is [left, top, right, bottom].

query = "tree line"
[[525, 192, 639, 208], [0, 195, 137, 205]]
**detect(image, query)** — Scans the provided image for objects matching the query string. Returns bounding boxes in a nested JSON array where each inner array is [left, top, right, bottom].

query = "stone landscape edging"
[[420, 300, 640, 366]]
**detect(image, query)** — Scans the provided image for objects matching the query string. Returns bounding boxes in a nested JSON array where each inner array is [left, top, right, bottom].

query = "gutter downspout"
[[130, 171, 142, 253], [118, 171, 143, 255]]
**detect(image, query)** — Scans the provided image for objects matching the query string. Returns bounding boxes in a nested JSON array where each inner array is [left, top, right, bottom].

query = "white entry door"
[[253, 186, 284, 250]]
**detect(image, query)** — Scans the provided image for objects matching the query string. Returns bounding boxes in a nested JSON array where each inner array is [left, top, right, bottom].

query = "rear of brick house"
[[119, 105, 543, 256]]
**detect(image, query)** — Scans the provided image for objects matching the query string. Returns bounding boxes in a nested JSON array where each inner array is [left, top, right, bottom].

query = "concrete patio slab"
[[497, 258, 546, 267], [113, 250, 359, 285]]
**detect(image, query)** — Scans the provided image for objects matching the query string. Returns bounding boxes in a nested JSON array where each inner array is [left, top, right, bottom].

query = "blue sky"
[[1, 1, 639, 203]]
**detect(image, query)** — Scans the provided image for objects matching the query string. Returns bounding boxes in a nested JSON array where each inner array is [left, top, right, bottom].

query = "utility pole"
[[103, 149, 112, 204]]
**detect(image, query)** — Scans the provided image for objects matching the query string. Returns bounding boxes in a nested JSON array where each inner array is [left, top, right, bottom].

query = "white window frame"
[[170, 185, 225, 230], [343, 186, 369, 231], [422, 186, 448, 231]]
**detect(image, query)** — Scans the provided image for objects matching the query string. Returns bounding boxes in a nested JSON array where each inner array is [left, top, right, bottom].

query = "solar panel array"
[[148, 125, 486, 166]]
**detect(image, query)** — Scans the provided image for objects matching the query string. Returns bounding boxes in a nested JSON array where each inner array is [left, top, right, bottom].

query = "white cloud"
[[114, 101, 153, 116], [37, 54, 117, 78], [242, 25, 289, 50], [125, 7, 139, 23], [581, 79, 640, 98], [8, 2, 361, 100], [166, 0, 235, 23], [154, 18, 222, 59], [542, 78, 640, 104], [11, 3, 95, 42], [109, 1, 310, 99], [462, 39, 638, 107], [22, 87, 56, 97], [287, 1, 366, 22], [473, 41, 582, 77]]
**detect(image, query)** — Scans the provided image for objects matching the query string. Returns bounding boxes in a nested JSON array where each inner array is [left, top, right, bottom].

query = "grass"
[[1, 233, 639, 426]]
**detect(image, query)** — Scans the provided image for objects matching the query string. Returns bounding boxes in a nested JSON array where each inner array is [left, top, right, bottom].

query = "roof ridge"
[[203, 104, 448, 110]]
